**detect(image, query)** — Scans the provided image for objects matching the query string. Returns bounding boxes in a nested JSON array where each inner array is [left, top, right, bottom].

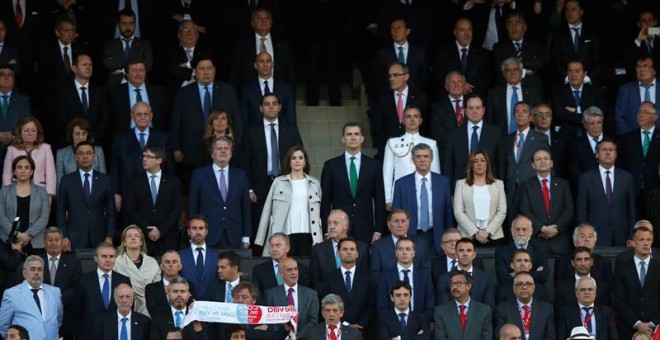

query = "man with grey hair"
[[555, 224, 613, 283], [299, 294, 363, 339], [93, 283, 151, 339], [557, 277, 619, 340], [251, 232, 309, 295], [569, 106, 609, 186], [393, 143, 454, 254], [0, 255, 63, 340], [531, 103, 570, 178], [486, 57, 542, 135]]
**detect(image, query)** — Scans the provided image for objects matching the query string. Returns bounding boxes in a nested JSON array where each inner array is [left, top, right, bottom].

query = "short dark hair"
[[225, 325, 246, 340], [192, 53, 215, 69], [596, 137, 618, 152], [143, 144, 167, 163], [396, 236, 416, 250], [117, 8, 136, 21], [219, 251, 241, 271], [337, 237, 358, 250], [75, 141, 96, 153], [8, 325, 29, 339], [390, 281, 412, 296], [341, 122, 362, 135], [464, 93, 485, 107], [261, 92, 280, 105], [455, 237, 475, 250], [571, 246, 592, 260], [450, 269, 473, 284]]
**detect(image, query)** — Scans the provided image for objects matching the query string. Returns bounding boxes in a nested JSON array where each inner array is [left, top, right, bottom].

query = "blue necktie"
[[139, 132, 146, 149], [516, 133, 525, 164], [120, 317, 128, 340], [195, 247, 204, 278], [226, 282, 233, 302], [399, 312, 407, 330], [335, 244, 341, 268], [460, 48, 468, 72], [582, 307, 592, 333], [149, 175, 157, 204], [263, 80, 271, 94], [344, 271, 352, 296], [123, 38, 131, 59], [509, 86, 518, 134], [402, 269, 410, 284], [470, 126, 479, 154], [573, 90, 581, 111], [642, 83, 653, 102], [102, 273, 110, 309], [80, 86, 89, 113], [419, 178, 430, 231], [1, 95, 8, 119], [397, 46, 405, 64], [203, 85, 211, 121], [175, 310, 183, 329]]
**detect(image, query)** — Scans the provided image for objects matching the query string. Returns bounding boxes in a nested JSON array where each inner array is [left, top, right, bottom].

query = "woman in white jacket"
[[255, 146, 322, 256]]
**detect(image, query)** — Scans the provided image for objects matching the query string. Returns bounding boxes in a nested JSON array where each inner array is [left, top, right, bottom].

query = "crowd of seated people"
[[2, 0, 660, 339]]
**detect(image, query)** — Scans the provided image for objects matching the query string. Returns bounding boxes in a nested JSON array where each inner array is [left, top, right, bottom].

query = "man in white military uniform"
[[383, 106, 441, 210]]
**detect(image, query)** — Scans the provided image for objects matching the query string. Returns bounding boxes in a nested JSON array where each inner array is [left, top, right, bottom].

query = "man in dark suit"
[[554, 223, 614, 283], [551, 60, 604, 137], [492, 12, 545, 90], [376, 281, 431, 340], [445, 94, 505, 187], [377, 237, 435, 322], [178, 216, 220, 299], [498, 249, 549, 303], [38, 17, 80, 90], [486, 58, 542, 135], [229, 8, 293, 93], [613, 226, 660, 339], [309, 210, 369, 289], [241, 93, 301, 246], [392, 143, 454, 254], [204, 251, 243, 304], [372, 62, 429, 157], [241, 51, 296, 127], [0, 0, 41, 94], [577, 138, 637, 246], [503, 102, 549, 219], [569, 107, 607, 187], [56, 54, 109, 147], [519, 148, 574, 255], [190, 136, 251, 249], [433, 18, 492, 97], [93, 0, 156, 43], [494, 271, 555, 339], [250, 232, 310, 294], [320, 122, 385, 245], [374, 18, 428, 95], [531, 104, 570, 179], [557, 277, 619, 340], [318, 237, 375, 336], [228, 281, 276, 338], [434, 270, 493, 339], [554, 247, 611, 308], [111, 103, 174, 218], [620, 102, 660, 214], [107, 60, 169, 134], [167, 20, 205, 92], [171, 54, 241, 168], [41, 227, 82, 340], [371, 209, 430, 276], [57, 142, 115, 250], [123, 144, 182, 256], [76, 243, 132, 339], [626, 10, 660, 67], [0, 65, 31, 169], [0, 20, 19, 72], [428, 71, 467, 163], [149, 276, 208, 340], [495, 216, 549, 292], [435, 238, 495, 308], [94, 283, 150, 339], [431, 228, 485, 287], [616, 56, 660, 134], [101, 9, 153, 87], [300, 294, 363, 340], [264, 257, 319, 337], [550, 0, 601, 83], [145, 251, 196, 317]]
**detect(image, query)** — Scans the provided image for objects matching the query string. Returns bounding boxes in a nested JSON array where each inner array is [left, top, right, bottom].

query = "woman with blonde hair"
[[113, 225, 160, 316]]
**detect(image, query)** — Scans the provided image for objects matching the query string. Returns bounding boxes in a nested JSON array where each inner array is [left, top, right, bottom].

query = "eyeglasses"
[[388, 73, 408, 78], [514, 282, 535, 288], [142, 154, 158, 159], [450, 281, 469, 287], [577, 287, 595, 292]]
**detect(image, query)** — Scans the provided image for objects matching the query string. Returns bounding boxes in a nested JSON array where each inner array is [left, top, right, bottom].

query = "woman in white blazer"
[[255, 146, 322, 257], [453, 150, 507, 246]]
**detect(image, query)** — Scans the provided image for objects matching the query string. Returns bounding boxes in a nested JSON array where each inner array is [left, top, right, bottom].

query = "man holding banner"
[[298, 294, 363, 339], [150, 276, 208, 340]]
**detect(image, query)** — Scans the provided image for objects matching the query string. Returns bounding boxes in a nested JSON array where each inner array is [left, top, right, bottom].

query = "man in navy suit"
[[530, 104, 570, 179], [189, 136, 251, 249], [171, 54, 242, 168], [554, 224, 613, 284], [0, 255, 63, 340], [0, 65, 31, 169], [57, 142, 116, 250], [371, 209, 430, 276], [309, 210, 370, 289], [616, 56, 660, 134], [320, 122, 385, 244], [123, 144, 182, 256], [76, 243, 132, 339], [177, 216, 220, 299], [554, 247, 611, 308], [94, 283, 150, 339], [318, 237, 375, 336], [556, 277, 619, 340], [41, 227, 82, 340], [241, 52, 296, 127], [377, 237, 435, 322], [250, 233, 310, 296], [145, 251, 196, 317], [204, 251, 243, 303], [376, 281, 431, 340], [552, 60, 604, 136], [112, 102, 174, 217], [569, 107, 607, 188], [435, 238, 495, 308], [431, 228, 485, 288], [577, 138, 637, 246], [149, 276, 209, 339], [392, 143, 454, 255]]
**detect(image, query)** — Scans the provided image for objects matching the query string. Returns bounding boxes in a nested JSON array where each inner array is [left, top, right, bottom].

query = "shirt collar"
[[212, 163, 229, 173], [117, 310, 132, 319], [397, 263, 413, 272], [146, 169, 162, 178], [344, 151, 361, 161], [191, 243, 207, 252], [468, 120, 483, 129], [255, 32, 272, 40], [263, 118, 279, 127]]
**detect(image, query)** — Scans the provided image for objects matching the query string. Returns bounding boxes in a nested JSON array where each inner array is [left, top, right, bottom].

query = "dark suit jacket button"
[[280, 191, 283, 194], [309, 195, 312, 199], [313, 232, 317, 236], [310, 208, 314, 211]]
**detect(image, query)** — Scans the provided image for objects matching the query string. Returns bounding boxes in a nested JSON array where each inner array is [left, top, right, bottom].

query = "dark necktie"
[[419, 178, 430, 231], [63, 46, 72, 73], [605, 170, 613, 204], [397, 46, 405, 64], [572, 27, 580, 53], [344, 271, 352, 295], [470, 126, 479, 154], [123, 38, 131, 60], [149, 174, 157, 204], [102, 273, 110, 309], [219, 169, 228, 201], [270, 123, 280, 176], [1, 95, 7, 120], [263, 80, 271, 95], [80, 87, 89, 113], [83, 173, 91, 200], [640, 260, 646, 288], [349, 156, 358, 197], [138, 132, 146, 149], [135, 88, 143, 102], [249, 0, 257, 10], [31, 288, 42, 314], [643, 130, 651, 157], [647, 37, 654, 54], [454, 99, 463, 125], [124, 0, 132, 11], [514, 41, 522, 57], [195, 247, 204, 278], [15, 1, 23, 29], [287, 287, 295, 306], [460, 48, 468, 72], [399, 312, 407, 329], [203, 85, 211, 121], [450, 259, 457, 271], [573, 90, 581, 109], [582, 306, 593, 333], [402, 269, 410, 284], [509, 87, 519, 134]]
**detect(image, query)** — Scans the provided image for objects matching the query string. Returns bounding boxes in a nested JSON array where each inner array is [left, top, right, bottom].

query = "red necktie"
[[15, 1, 23, 29], [542, 178, 551, 213], [521, 305, 531, 334], [396, 92, 404, 124], [459, 304, 467, 330], [328, 324, 338, 340], [455, 99, 463, 126]]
